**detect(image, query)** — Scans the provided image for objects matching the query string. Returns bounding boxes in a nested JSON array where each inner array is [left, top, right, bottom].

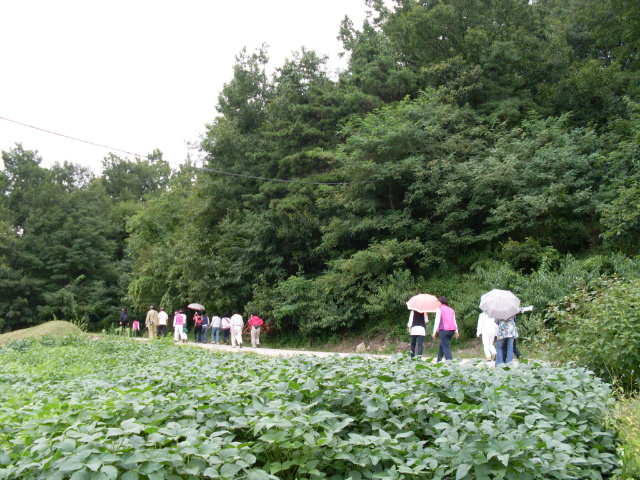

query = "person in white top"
[[229, 310, 244, 348], [221, 316, 231, 344], [157, 307, 169, 337], [477, 311, 498, 361], [210, 314, 222, 344], [407, 310, 428, 358]]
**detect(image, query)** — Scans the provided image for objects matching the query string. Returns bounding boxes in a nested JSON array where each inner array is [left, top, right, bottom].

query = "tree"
[[100, 150, 171, 202]]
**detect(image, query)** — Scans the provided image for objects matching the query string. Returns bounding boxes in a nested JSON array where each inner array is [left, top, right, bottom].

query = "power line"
[[0, 115, 376, 186]]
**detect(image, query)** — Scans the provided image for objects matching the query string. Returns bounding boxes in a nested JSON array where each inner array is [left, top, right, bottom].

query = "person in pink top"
[[247, 312, 264, 348], [173, 309, 187, 343], [431, 296, 459, 361]]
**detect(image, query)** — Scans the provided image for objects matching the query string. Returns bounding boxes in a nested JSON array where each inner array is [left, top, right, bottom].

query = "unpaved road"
[[187, 340, 493, 365]]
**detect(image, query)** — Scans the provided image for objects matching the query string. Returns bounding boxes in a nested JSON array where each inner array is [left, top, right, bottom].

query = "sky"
[[0, 1, 374, 175]]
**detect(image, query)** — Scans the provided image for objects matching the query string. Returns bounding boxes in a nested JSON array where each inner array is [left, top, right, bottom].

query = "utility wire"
[[0, 115, 376, 186]]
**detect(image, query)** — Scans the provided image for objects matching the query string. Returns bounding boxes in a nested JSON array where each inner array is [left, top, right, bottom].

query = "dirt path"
[[186, 340, 495, 366]]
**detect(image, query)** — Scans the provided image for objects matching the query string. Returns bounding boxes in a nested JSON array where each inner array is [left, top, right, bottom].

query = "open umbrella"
[[406, 294, 441, 313], [479, 289, 520, 320], [187, 303, 205, 311]]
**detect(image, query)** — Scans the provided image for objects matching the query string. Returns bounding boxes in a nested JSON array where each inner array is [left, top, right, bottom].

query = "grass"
[[609, 395, 640, 478], [0, 321, 83, 347]]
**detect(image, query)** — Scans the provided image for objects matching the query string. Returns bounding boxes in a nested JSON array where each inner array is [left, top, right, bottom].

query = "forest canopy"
[[2, 0, 640, 338]]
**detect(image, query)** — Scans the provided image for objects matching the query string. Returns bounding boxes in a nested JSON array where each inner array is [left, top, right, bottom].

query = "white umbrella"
[[187, 303, 205, 311], [479, 289, 521, 320]]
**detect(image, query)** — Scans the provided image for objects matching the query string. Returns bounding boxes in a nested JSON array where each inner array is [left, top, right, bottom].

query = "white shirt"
[[407, 311, 427, 336], [211, 315, 222, 328], [230, 314, 244, 329], [476, 312, 498, 337], [158, 311, 168, 326]]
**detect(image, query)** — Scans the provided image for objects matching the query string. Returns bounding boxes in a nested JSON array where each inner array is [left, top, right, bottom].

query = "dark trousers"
[[222, 328, 230, 344], [437, 330, 456, 361], [194, 326, 202, 342], [502, 338, 522, 359], [410, 335, 424, 358], [158, 325, 167, 337]]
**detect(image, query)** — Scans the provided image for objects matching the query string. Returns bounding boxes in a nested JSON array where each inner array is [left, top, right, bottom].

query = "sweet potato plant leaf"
[[70, 468, 91, 480], [221, 462, 243, 478], [456, 463, 471, 480]]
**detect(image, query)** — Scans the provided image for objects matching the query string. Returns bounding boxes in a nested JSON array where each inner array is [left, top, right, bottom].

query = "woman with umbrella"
[[406, 294, 440, 359], [479, 289, 532, 365], [407, 310, 428, 359]]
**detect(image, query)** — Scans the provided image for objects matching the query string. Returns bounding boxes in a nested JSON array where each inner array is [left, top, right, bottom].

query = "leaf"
[[456, 463, 471, 480], [148, 471, 165, 480], [100, 465, 118, 480], [246, 470, 273, 480], [70, 468, 91, 480], [221, 463, 243, 478]]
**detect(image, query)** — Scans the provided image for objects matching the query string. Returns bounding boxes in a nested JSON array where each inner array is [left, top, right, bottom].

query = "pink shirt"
[[174, 313, 185, 326], [432, 305, 458, 333]]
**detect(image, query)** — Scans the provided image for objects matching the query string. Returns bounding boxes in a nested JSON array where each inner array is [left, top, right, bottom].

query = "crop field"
[[0, 336, 619, 480]]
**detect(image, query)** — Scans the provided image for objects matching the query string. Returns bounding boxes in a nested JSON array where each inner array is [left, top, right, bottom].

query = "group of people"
[[125, 306, 265, 348], [408, 296, 533, 366]]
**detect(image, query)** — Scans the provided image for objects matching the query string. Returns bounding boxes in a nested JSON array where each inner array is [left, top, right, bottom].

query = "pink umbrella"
[[406, 294, 441, 313]]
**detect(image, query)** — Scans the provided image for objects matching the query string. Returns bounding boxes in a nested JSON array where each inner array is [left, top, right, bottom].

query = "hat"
[[150, 305, 155, 309]]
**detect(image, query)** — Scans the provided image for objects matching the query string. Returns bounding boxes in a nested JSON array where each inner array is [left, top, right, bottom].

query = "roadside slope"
[[0, 321, 83, 347]]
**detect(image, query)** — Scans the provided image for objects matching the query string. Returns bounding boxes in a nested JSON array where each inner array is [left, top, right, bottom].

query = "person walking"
[[495, 316, 518, 365], [407, 310, 427, 358], [230, 310, 244, 348], [431, 296, 458, 361], [477, 311, 498, 361], [221, 315, 231, 344], [193, 312, 203, 343], [145, 306, 159, 340], [200, 311, 210, 343], [210, 313, 221, 344], [173, 309, 187, 343], [119, 308, 129, 334], [157, 307, 168, 337], [132, 318, 140, 337], [498, 305, 533, 363], [247, 312, 264, 348]]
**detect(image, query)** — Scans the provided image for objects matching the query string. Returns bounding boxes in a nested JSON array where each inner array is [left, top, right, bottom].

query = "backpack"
[[195, 316, 203, 327]]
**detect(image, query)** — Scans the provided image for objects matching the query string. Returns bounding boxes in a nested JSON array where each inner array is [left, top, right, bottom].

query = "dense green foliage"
[[0, 337, 620, 479], [2, 0, 640, 351], [546, 276, 640, 391]]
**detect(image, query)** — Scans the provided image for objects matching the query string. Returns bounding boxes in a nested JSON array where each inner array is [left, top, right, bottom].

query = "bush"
[[549, 276, 640, 391]]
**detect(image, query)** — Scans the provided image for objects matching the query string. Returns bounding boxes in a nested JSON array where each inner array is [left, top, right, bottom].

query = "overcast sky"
[[0, 1, 373, 175]]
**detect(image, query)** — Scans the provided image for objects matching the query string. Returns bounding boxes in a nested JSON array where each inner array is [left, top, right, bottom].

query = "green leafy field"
[[0, 336, 619, 479]]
